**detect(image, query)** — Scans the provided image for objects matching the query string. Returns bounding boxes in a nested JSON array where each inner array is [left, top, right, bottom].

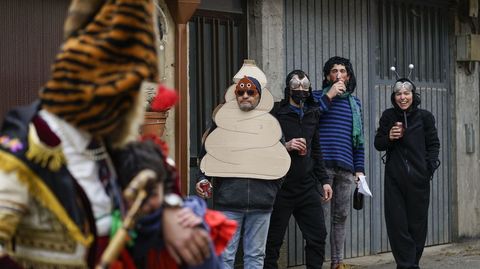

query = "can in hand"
[[298, 138, 307, 156], [395, 122, 404, 137], [199, 179, 212, 198]]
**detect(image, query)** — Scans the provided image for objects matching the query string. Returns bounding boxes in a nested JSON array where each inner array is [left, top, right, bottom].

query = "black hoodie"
[[374, 86, 440, 182], [271, 69, 330, 196]]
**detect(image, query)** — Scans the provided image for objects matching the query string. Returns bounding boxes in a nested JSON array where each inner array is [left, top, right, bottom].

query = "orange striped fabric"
[[40, 0, 158, 137]]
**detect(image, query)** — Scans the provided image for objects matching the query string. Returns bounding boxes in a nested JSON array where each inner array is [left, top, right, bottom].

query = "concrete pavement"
[[292, 238, 480, 269], [343, 238, 480, 269]]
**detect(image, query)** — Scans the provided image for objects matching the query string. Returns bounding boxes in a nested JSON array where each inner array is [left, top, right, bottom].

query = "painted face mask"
[[290, 90, 310, 105]]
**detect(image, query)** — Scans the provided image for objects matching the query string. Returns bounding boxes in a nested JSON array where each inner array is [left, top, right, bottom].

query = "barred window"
[[376, 0, 449, 83]]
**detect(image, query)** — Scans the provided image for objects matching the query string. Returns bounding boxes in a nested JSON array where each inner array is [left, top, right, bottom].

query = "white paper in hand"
[[358, 175, 372, 197]]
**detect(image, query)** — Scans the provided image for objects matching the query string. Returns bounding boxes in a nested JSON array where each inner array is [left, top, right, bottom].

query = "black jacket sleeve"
[[374, 110, 395, 151], [423, 111, 440, 177]]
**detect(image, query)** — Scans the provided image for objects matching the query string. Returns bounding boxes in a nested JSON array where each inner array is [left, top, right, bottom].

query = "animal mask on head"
[[39, 0, 159, 146]]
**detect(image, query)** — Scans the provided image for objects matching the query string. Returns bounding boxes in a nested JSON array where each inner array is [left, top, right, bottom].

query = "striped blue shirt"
[[312, 90, 365, 173]]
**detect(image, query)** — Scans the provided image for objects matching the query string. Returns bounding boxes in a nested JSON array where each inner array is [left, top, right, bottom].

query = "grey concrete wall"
[[454, 62, 480, 237], [454, 19, 480, 237], [248, 0, 285, 101], [248, 0, 288, 266]]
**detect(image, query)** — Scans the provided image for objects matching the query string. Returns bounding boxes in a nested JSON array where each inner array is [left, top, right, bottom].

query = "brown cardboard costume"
[[200, 61, 290, 180]]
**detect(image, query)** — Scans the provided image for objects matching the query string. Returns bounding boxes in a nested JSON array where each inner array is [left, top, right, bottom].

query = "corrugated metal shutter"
[[284, 0, 451, 266], [285, 0, 371, 265], [371, 0, 451, 253]]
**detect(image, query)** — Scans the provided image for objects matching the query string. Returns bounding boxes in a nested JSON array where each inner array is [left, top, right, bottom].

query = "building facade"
[[187, 0, 480, 266], [1, 0, 479, 267]]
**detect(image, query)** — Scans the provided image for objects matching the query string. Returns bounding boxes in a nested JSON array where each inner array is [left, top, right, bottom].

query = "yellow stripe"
[[0, 212, 20, 241], [26, 124, 66, 172], [0, 151, 93, 246]]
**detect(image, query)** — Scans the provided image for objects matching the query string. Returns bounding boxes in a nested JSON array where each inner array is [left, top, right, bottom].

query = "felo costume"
[[374, 71, 440, 269], [198, 60, 290, 269], [311, 56, 365, 269], [264, 70, 330, 269], [0, 0, 160, 267], [200, 61, 291, 180]]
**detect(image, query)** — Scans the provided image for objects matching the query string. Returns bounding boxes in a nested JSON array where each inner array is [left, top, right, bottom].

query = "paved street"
[[344, 238, 480, 269], [292, 238, 480, 269]]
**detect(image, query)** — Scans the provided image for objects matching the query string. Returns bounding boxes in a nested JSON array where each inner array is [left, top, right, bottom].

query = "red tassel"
[[151, 84, 179, 112], [204, 209, 238, 256]]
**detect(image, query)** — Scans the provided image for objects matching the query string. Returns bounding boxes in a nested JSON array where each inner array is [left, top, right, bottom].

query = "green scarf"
[[323, 86, 364, 148]]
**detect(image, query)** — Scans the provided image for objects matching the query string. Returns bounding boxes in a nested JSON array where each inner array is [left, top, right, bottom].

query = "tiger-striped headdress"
[[39, 0, 159, 146]]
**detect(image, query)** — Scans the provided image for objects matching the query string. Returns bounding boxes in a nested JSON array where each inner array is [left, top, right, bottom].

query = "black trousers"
[[264, 187, 327, 269], [384, 175, 430, 269]]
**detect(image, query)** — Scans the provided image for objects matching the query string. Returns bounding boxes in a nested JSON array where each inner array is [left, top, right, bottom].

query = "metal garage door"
[[284, 0, 451, 266]]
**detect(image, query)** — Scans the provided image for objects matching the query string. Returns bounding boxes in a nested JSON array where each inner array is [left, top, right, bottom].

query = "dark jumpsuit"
[[374, 101, 440, 269], [264, 101, 330, 269]]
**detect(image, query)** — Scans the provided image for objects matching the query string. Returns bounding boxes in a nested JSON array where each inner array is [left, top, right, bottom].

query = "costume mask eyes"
[[289, 76, 311, 90], [235, 77, 259, 97]]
